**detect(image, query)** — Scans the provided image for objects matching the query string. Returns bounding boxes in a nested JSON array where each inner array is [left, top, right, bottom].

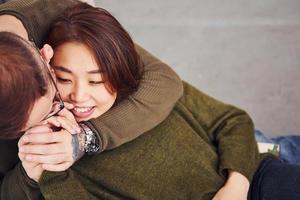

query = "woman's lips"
[[71, 106, 95, 119]]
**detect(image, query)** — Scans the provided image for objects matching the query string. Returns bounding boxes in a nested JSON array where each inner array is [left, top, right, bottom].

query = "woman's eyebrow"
[[52, 65, 72, 74], [87, 69, 102, 74], [52, 66, 102, 74]]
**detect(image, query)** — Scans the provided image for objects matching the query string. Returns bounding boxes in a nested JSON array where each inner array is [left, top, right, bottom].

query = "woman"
[[18, 3, 300, 200], [1, 2, 299, 200]]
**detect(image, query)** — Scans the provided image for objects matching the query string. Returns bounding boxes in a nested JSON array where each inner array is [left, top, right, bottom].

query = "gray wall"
[[95, 0, 300, 136]]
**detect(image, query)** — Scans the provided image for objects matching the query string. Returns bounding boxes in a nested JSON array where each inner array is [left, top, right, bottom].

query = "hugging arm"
[[0, 139, 43, 200], [86, 44, 183, 151], [39, 170, 98, 200], [0, 164, 43, 200], [0, 0, 183, 152]]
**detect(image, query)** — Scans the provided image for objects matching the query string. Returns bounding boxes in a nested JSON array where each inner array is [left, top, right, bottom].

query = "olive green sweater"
[[0, 0, 183, 199], [0, 0, 260, 199], [0, 82, 260, 200], [40, 82, 260, 199]]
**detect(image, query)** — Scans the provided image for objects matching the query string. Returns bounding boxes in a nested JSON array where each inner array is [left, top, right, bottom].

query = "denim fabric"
[[255, 130, 300, 164], [248, 157, 300, 200]]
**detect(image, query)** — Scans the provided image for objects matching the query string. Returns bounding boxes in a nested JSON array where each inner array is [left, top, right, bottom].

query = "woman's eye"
[[89, 81, 105, 85], [57, 77, 71, 84]]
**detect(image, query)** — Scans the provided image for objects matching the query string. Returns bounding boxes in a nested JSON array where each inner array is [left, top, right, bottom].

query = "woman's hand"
[[212, 170, 249, 200]]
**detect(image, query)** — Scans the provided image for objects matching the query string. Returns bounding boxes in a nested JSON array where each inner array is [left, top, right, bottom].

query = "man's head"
[[0, 32, 55, 139]]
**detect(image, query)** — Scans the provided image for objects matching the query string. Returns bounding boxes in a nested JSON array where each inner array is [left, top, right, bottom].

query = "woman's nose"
[[70, 84, 89, 103]]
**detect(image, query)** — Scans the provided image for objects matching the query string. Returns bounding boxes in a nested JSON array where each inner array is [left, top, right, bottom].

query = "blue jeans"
[[248, 157, 300, 200], [255, 130, 300, 164]]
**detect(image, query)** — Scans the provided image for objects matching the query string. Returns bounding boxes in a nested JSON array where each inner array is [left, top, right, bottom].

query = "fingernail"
[[22, 136, 28, 141]]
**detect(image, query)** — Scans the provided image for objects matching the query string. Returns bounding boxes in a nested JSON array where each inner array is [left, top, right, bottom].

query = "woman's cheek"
[[58, 84, 72, 101]]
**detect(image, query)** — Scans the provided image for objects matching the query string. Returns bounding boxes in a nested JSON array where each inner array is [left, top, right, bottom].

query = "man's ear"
[[40, 44, 54, 64]]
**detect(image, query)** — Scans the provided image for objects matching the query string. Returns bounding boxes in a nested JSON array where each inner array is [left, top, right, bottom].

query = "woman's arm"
[[0, 139, 42, 200], [212, 170, 250, 200], [177, 82, 259, 199], [0, 163, 43, 200], [39, 170, 98, 200], [178, 81, 259, 182]]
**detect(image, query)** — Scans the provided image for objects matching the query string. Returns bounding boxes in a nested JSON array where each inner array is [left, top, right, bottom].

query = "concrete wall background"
[[95, 0, 300, 136]]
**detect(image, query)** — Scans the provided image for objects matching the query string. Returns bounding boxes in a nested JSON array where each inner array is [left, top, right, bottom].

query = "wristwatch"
[[79, 123, 101, 154]]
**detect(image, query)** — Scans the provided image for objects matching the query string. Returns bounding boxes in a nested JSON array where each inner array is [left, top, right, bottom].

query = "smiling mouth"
[[72, 106, 95, 118]]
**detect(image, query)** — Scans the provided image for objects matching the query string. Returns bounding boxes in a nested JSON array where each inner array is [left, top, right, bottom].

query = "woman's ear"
[[40, 44, 54, 64]]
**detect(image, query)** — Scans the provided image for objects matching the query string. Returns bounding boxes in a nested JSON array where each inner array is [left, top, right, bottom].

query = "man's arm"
[[87, 44, 183, 151]]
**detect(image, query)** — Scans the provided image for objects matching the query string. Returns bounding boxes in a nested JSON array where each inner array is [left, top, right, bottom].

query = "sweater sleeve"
[[0, 139, 43, 200], [178, 81, 259, 182], [39, 170, 98, 200], [0, 163, 43, 200], [87, 44, 183, 151], [0, 0, 78, 47]]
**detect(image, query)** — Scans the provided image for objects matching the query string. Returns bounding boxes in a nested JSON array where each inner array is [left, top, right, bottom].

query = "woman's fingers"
[[18, 152, 41, 167], [25, 125, 53, 135], [19, 142, 66, 155], [57, 108, 74, 119], [63, 102, 74, 110], [40, 117, 61, 127], [42, 162, 73, 172], [18, 152, 26, 161], [18, 125, 53, 147], [24, 153, 72, 164], [42, 116, 80, 135], [20, 131, 63, 145]]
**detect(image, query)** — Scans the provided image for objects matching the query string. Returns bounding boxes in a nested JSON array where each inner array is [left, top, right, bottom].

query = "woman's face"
[[51, 42, 117, 122]]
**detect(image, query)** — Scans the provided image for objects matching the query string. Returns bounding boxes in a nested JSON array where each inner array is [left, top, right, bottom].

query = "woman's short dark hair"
[[0, 32, 50, 139], [46, 3, 142, 97]]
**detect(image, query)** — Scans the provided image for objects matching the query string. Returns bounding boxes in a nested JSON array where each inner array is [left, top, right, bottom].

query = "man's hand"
[[19, 153, 44, 182], [18, 126, 52, 182], [212, 170, 250, 200], [19, 108, 85, 172]]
